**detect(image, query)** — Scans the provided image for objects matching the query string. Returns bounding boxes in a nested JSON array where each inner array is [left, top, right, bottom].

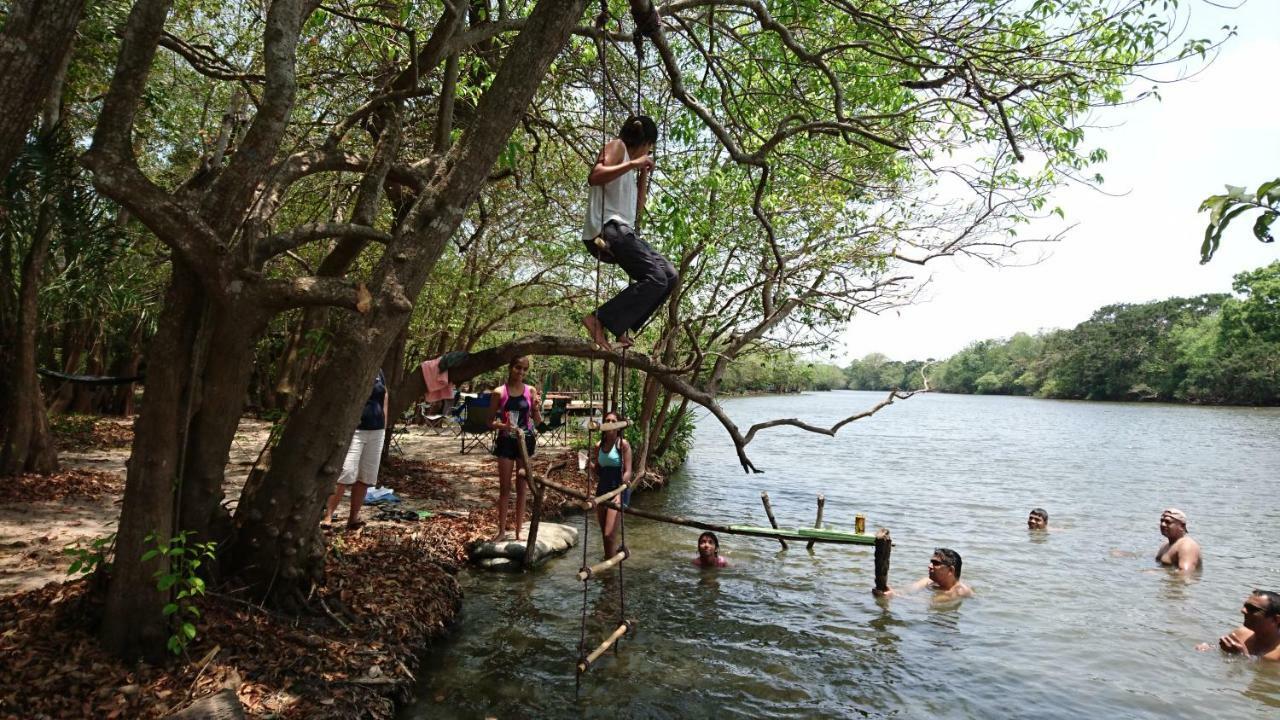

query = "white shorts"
[[338, 428, 385, 486]]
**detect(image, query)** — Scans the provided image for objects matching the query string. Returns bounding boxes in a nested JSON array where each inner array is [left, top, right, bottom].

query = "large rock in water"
[[469, 522, 579, 571]]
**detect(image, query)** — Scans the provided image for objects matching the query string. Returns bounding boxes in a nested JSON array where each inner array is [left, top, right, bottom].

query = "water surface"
[[406, 392, 1280, 718]]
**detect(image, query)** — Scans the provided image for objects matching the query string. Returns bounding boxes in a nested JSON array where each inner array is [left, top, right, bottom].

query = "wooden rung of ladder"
[[587, 419, 631, 432], [577, 621, 633, 674], [578, 547, 629, 581], [587, 482, 630, 509]]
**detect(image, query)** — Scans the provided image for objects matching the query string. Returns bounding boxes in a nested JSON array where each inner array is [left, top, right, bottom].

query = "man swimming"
[[1027, 508, 1049, 530], [1197, 590, 1280, 661], [1155, 508, 1201, 573], [874, 548, 972, 602]]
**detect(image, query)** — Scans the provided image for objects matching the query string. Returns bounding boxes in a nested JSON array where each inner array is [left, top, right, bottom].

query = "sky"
[[841, 0, 1280, 363]]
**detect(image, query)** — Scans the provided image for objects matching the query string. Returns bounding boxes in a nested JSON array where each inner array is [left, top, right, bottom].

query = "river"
[[404, 391, 1280, 719]]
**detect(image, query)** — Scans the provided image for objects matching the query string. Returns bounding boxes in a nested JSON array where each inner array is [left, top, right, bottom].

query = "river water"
[[404, 391, 1280, 719]]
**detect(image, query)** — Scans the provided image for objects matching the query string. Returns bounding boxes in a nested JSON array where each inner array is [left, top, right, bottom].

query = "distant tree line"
[[843, 261, 1280, 405], [718, 351, 847, 395]]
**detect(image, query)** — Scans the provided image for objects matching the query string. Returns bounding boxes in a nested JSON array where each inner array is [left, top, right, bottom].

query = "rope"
[[616, 347, 629, 642], [578, 1, 610, 695]]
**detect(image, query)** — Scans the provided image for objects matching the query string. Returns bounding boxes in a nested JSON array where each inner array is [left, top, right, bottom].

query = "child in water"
[[693, 531, 728, 568]]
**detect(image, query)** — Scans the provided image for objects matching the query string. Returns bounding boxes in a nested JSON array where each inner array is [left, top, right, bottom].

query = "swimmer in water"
[[874, 548, 973, 602], [1155, 508, 1201, 574], [1196, 590, 1280, 661], [693, 531, 727, 568]]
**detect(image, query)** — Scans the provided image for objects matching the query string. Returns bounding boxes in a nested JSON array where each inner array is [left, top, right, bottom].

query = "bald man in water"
[[1155, 508, 1201, 573]]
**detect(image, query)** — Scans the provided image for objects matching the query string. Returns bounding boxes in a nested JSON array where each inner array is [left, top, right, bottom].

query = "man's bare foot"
[[582, 314, 613, 351], [616, 334, 635, 348]]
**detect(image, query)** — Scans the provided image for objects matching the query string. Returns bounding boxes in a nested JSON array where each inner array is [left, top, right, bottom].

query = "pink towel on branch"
[[420, 358, 455, 402]]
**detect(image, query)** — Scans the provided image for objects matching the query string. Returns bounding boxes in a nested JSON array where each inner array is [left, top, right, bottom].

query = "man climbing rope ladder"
[[580, 115, 677, 352]]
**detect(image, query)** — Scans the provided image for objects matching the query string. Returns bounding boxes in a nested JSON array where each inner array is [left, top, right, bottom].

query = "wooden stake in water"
[[874, 528, 892, 593], [761, 491, 787, 550], [807, 495, 826, 551]]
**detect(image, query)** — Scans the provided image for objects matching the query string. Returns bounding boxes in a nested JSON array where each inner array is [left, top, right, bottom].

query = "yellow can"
[[855, 514, 866, 535]]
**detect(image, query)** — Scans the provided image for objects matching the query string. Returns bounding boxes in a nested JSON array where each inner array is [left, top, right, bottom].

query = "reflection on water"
[[405, 393, 1280, 719]]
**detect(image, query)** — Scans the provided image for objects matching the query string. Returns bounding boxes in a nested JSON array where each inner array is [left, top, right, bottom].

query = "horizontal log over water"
[[588, 419, 632, 432], [578, 621, 632, 674], [578, 548, 629, 581], [531, 468, 882, 546]]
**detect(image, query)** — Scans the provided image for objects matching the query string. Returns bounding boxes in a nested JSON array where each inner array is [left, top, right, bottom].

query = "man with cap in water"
[[1155, 508, 1201, 573]]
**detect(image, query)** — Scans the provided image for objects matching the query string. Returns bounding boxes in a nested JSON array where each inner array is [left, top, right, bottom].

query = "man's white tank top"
[[581, 145, 637, 240]]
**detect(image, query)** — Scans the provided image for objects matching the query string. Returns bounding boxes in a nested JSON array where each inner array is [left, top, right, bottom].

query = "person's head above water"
[[697, 531, 719, 559], [1028, 508, 1049, 530], [1160, 508, 1188, 538], [928, 548, 963, 586], [619, 115, 658, 153], [1244, 590, 1280, 625]]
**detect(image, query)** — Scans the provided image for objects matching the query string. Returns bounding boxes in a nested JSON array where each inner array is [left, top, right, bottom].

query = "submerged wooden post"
[[760, 492, 787, 550], [517, 434, 544, 569], [874, 528, 892, 593], [806, 495, 826, 551]]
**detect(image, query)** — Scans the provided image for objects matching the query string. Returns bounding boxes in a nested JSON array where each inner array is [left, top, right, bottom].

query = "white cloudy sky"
[[841, 0, 1280, 363]]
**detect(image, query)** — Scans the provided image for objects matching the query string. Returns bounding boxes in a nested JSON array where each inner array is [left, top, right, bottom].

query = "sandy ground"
[[0, 419, 567, 597]]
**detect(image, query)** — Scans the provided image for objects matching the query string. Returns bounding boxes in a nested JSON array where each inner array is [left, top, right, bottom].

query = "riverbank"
[[0, 417, 595, 718]]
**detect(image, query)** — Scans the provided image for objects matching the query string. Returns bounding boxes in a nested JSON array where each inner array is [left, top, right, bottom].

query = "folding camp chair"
[[389, 423, 409, 455], [536, 396, 571, 446], [459, 395, 495, 455]]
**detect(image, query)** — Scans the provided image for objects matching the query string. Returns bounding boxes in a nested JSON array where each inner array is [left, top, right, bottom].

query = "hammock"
[[37, 368, 144, 386]]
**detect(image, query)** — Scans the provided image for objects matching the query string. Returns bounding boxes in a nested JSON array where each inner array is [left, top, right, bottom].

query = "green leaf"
[[1253, 211, 1277, 243], [167, 636, 182, 655], [68, 560, 82, 575], [1255, 179, 1280, 203], [182, 622, 197, 640], [163, 603, 179, 616], [140, 549, 160, 562], [186, 606, 201, 618], [157, 574, 178, 591]]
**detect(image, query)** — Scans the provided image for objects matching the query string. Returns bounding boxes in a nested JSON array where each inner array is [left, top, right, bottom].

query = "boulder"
[[469, 522, 579, 571]]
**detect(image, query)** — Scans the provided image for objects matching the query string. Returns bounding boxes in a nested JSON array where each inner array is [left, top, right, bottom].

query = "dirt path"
[[0, 419, 568, 597]]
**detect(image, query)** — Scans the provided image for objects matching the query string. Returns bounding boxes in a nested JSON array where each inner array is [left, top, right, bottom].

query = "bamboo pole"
[[587, 419, 631, 432], [578, 547, 629, 581], [806, 494, 826, 551], [529, 470, 873, 545], [760, 492, 787, 550], [578, 622, 631, 673], [588, 481, 630, 509], [874, 528, 892, 593]]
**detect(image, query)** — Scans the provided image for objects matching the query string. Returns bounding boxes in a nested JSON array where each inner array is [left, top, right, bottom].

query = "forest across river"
[[407, 391, 1280, 719]]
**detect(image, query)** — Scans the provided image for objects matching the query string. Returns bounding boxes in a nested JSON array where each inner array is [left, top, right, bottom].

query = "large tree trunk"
[[0, 0, 87, 178], [229, 0, 589, 601], [177, 303, 267, 548], [99, 268, 204, 661], [0, 198, 58, 475]]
